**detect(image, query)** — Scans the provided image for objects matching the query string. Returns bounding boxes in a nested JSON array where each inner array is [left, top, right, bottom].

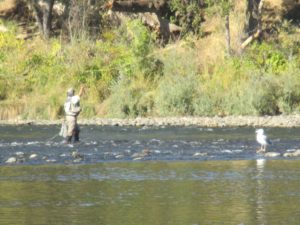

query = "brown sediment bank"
[[1, 115, 300, 127]]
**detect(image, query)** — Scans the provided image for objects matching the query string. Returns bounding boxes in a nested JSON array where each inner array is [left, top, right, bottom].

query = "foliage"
[[0, 29, 23, 50], [205, 0, 233, 17], [278, 20, 300, 60], [154, 73, 198, 116], [107, 76, 154, 118], [247, 42, 288, 74], [66, 0, 104, 41], [105, 21, 160, 117], [169, 0, 203, 36], [1, 3, 300, 120]]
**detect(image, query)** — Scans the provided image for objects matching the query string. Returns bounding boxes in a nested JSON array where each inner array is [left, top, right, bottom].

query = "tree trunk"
[[225, 14, 231, 55], [30, 0, 43, 33], [30, 0, 55, 39], [241, 0, 264, 50], [42, 0, 54, 39], [244, 0, 261, 36], [257, 0, 264, 33]]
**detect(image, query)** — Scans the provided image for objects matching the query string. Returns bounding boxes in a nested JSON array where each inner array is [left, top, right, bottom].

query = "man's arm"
[[78, 86, 85, 97]]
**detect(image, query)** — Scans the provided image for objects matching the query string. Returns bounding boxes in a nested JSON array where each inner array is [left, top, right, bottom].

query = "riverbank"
[[1, 115, 300, 127]]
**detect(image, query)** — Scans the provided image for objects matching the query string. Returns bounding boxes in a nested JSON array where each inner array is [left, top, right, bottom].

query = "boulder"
[[264, 152, 280, 157], [5, 157, 17, 164], [283, 149, 300, 157], [29, 154, 38, 159]]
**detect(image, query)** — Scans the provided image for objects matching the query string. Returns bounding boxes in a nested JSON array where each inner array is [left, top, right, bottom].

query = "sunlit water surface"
[[1, 125, 300, 225]]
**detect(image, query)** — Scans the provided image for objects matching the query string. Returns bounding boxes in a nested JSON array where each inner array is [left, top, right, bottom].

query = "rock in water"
[[264, 152, 280, 157], [283, 149, 300, 157], [283, 152, 294, 157], [46, 159, 57, 163], [29, 154, 38, 159], [115, 154, 124, 159], [15, 152, 24, 157], [71, 151, 84, 159], [193, 152, 208, 157], [292, 150, 300, 157], [5, 157, 17, 164]]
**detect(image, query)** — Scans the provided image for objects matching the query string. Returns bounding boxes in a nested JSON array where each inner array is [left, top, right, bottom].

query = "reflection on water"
[[1, 161, 300, 225], [256, 158, 266, 225]]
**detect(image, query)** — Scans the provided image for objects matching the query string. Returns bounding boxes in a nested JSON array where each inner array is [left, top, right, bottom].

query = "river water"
[[1, 125, 300, 224]]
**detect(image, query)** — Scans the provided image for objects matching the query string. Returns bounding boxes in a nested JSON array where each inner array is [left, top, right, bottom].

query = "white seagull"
[[255, 128, 271, 153]]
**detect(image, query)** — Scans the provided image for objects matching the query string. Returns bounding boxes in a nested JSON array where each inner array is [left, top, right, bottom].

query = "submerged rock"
[[29, 154, 38, 159], [292, 150, 300, 157], [15, 151, 25, 157], [131, 149, 151, 158], [73, 158, 83, 163], [283, 152, 294, 157], [115, 154, 125, 159], [45, 159, 57, 163], [132, 157, 143, 161], [71, 151, 84, 159], [193, 152, 208, 157], [283, 149, 300, 157], [264, 152, 280, 157]]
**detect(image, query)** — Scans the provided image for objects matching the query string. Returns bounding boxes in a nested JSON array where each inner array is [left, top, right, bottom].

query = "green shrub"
[[169, 0, 203, 35], [249, 76, 280, 115], [0, 30, 23, 51], [1, 14, 300, 120], [126, 20, 152, 59], [154, 73, 198, 116], [247, 42, 287, 74], [107, 76, 154, 118], [277, 69, 300, 114]]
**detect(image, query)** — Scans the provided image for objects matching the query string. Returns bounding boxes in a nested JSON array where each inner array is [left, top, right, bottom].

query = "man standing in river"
[[64, 86, 84, 144]]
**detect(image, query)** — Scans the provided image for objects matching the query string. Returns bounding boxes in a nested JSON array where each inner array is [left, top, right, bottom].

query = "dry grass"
[[265, 0, 299, 11], [0, 101, 24, 120], [0, 0, 16, 14], [197, 12, 226, 73], [263, 0, 300, 17], [195, 0, 246, 73]]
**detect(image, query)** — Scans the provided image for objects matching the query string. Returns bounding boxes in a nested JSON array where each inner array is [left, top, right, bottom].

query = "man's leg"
[[65, 135, 72, 144], [74, 124, 80, 142], [65, 116, 75, 143]]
